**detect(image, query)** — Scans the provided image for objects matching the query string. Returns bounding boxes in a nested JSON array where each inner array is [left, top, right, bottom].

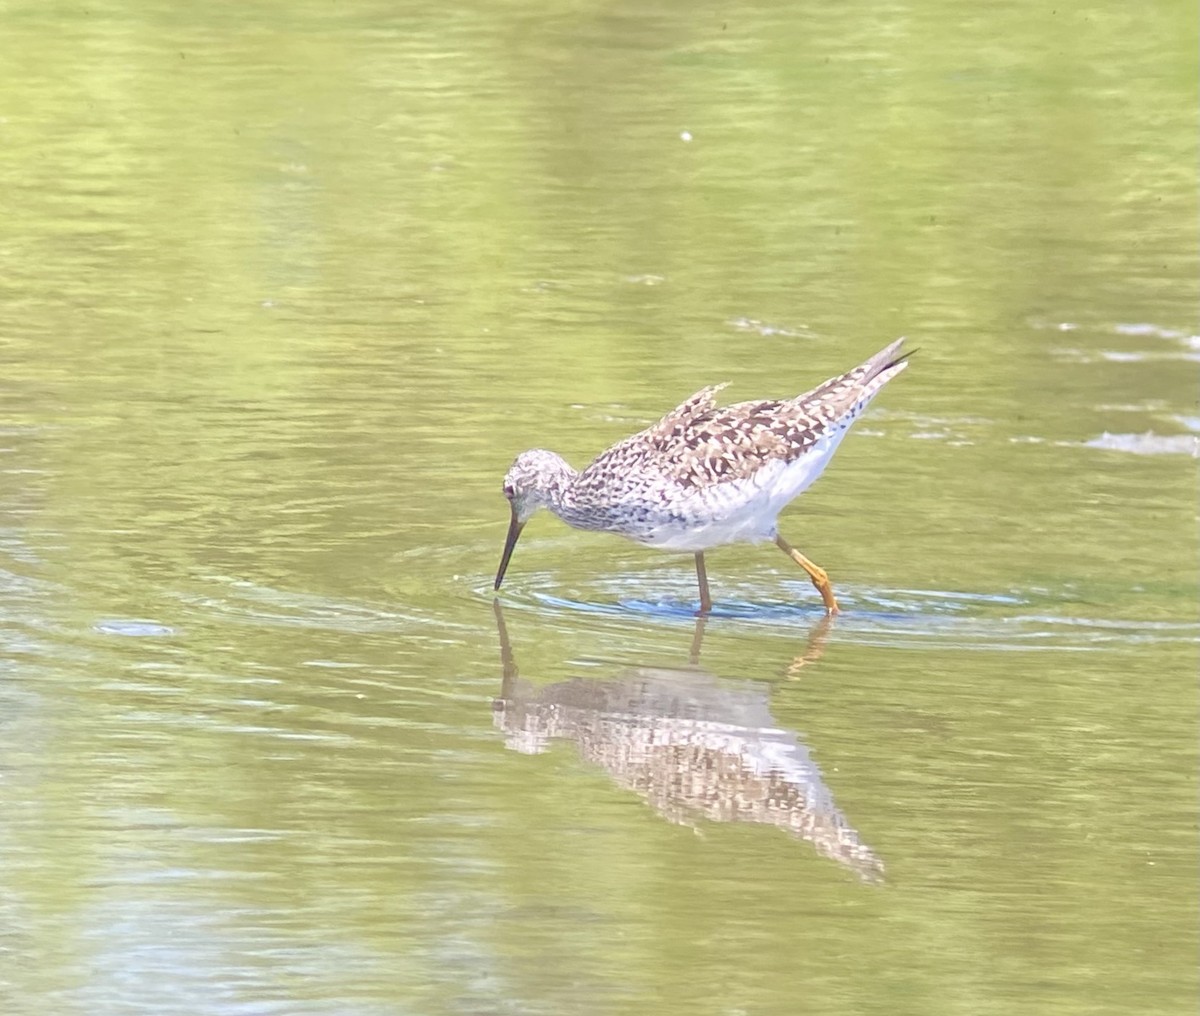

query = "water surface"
[[0, 2, 1195, 1014]]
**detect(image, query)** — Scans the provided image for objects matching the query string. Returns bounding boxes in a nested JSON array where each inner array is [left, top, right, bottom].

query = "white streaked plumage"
[[494, 338, 910, 613]]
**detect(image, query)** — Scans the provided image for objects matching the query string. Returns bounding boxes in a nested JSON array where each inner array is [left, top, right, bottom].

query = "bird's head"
[[493, 449, 574, 590]]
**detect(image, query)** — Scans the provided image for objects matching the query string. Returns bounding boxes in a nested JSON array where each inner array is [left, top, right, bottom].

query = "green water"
[[1, 2, 1196, 1014]]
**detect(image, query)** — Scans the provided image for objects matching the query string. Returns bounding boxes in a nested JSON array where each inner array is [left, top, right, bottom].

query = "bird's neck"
[[535, 456, 578, 509], [539, 460, 596, 529]]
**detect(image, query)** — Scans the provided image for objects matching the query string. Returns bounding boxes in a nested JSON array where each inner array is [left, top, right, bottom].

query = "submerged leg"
[[774, 534, 840, 614], [694, 552, 713, 614], [688, 614, 708, 666]]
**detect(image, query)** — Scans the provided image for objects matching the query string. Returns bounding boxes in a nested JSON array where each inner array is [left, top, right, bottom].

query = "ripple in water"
[[93, 619, 177, 637], [1082, 432, 1199, 457], [488, 576, 1199, 652]]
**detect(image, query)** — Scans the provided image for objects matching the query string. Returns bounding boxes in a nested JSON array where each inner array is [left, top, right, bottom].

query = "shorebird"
[[494, 338, 910, 614]]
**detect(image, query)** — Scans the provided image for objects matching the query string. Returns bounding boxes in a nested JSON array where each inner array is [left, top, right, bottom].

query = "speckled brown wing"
[[626, 337, 908, 489], [579, 338, 908, 494], [640, 398, 822, 488]]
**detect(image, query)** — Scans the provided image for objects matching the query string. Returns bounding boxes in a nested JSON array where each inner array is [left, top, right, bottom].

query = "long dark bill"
[[493, 510, 525, 590]]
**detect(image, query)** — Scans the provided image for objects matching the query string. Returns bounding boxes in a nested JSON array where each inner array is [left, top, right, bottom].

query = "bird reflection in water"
[[491, 602, 884, 883]]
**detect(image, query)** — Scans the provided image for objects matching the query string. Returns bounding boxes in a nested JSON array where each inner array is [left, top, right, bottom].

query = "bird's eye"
[[503, 484, 515, 499]]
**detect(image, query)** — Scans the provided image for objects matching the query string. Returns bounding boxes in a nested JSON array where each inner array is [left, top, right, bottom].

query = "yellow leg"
[[774, 534, 840, 614], [694, 552, 713, 614]]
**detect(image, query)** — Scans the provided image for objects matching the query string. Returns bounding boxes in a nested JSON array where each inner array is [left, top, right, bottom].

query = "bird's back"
[[582, 338, 908, 493]]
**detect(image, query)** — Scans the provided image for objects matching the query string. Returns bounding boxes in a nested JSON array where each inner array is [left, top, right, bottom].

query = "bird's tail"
[[856, 337, 911, 386], [792, 338, 911, 415]]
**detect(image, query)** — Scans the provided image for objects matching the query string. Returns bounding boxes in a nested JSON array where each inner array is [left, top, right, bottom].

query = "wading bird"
[[494, 339, 909, 614]]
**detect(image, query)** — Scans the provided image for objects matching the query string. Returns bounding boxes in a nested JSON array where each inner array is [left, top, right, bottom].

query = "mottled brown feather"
[[578, 338, 907, 491]]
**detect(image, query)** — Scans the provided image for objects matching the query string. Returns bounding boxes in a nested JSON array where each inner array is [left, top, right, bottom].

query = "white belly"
[[640, 430, 850, 552]]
